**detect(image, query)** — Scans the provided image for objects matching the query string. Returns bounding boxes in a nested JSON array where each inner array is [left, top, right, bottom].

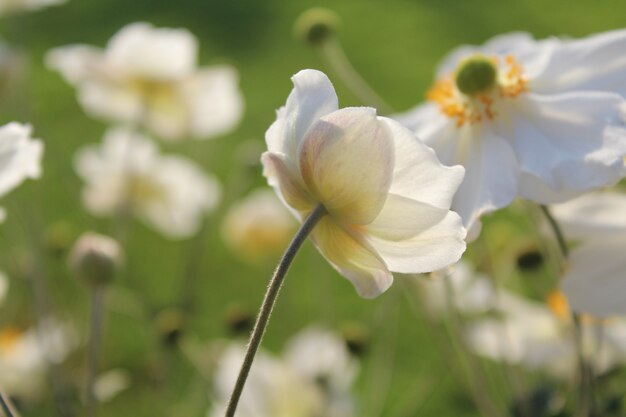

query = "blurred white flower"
[[0, 319, 77, 399], [211, 327, 358, 417], [552, 191, 626, 318], [263, 69, 466, 298], [94, 369, 131, 403], [210, 344, 324, 417], [46, 22, 244, 141], [0, 270, 7, 304], [0, 122, 44, 223], [0, 0, 65, 16], [395, 31, 626, 238], [74, 127, 220, 239], [222, 189, 297, 263]]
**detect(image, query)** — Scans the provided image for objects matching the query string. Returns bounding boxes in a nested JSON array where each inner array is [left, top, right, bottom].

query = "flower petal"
[[45, 45, 102, 85], [501, 92, 626, 201], [313, 217, 392, 299], [261, 152, 314, 212], [380, 117, 465, 210], [265, 69, 338, 160], [552, 192, 626, 239], [299, 107, 394, 225], [562, 236, 626, 318], [367, 209, 466, 273]]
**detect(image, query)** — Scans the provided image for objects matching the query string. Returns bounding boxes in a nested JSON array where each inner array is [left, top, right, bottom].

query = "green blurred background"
[[1, 0, 625, 415]]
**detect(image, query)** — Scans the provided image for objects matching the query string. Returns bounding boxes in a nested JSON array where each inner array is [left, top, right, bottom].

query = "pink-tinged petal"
[[562, 236, 626, 318], [299, 107, 394, 225], [312, 217, 392, 299], [265, 69, 338, 160], [367, 210, 466, 273], [530, 29, 626, 96], [501, 92, 626, 201], [552, 192, 626, 239], [380, 117, 465, 210], [261, 152, 314, 212], [450, 125, 519, 233], [364, 193, 449, 241]]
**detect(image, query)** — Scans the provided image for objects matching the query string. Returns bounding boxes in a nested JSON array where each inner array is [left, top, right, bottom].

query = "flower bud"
[[294, 8, 340, 46], [69, 232, 122, 287]]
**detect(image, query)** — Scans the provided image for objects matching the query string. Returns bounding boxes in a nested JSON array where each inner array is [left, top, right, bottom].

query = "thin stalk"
[[86, 286, 106, 417], [0, 389, 19, 417], [224, 204, 327, 417], [318, 39, 395, 114], [539, 204, 592, 417]]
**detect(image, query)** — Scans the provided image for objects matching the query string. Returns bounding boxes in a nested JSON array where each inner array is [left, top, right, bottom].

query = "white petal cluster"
[[46, 22, 244, 141], [0, 0, 66, 16], [210, 327, 358, 417], [395, 30, 626, 238], [222, 189, 297, 263], [552, 191, 626, 318], [263, 69, 466, 298], [0, 122, 44, 223], [74, 127, 221, 239], [0, 319, 77, 399]]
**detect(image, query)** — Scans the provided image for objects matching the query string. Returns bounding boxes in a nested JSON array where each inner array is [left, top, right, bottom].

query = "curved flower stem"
[[0, 389, 19, 417], [224, 204, 327, 417], [86, 286, 106, 417], [318, 39, 395, 115], [539, 204, 592, 417]]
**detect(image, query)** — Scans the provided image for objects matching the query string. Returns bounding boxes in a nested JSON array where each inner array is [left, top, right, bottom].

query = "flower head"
[[74, 127, 220, 239], [395, 31, 626, 238], [46, 22, 244, 141], [263, 69, 466, 298], [0, 122, 44, 223]]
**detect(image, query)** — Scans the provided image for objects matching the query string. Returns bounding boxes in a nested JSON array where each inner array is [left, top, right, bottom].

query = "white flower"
[[395, 31, 626, 238], [46, 22, 244, 141], [209, 344, 324, 417], [0, 0, 66, 16], [93, 369, 131, 403], [263, 69, 466, 298], [0, 319, 77, 399], [552, 191, 626, 318], [74, 127, 221, 239], [222, 189, 298, 263], [0, 122, 44, 223]]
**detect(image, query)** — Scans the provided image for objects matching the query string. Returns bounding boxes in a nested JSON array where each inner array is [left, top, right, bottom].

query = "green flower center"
[[454, 55, 498, 96]]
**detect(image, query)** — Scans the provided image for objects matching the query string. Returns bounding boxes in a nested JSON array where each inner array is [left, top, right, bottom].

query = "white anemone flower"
[[74, 127, 220, 239], [209, 344, 324, 417], [0, 122, 44, 223], [222, 189, 298, 263], [395, 31, 626, 238], [0, 319, 77, 399], [0, 0, 66, 16], [263, 69, 466, 298], [552, 191, 626, 318], [46, 22, 244, 141]]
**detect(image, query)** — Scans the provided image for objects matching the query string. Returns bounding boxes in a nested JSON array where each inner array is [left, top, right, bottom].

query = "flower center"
[[427, 54, 528, 127]]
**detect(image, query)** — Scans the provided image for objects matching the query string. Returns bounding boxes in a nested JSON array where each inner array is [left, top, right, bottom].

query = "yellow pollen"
[[546, 290, 570, 322], [427, 55, 528, 127]]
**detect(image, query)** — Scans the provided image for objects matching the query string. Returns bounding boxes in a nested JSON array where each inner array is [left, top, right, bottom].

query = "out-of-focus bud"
[[155, 308, 186, 347], [69, 232, 122, 286], [294, 8, 340, 46], [44, 221, 75, 257], [223, 303, 253, 336], [341, 322, 369, 357]]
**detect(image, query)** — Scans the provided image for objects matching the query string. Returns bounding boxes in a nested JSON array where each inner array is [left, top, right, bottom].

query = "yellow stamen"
[[0, 327, 22, 353], [546, 290, 570, 322]]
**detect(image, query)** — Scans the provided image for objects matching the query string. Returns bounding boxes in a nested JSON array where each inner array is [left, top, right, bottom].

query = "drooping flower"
[[263, 69, 466, 298], [395, 31, 626, 238], [0, 0, 66, 16], [0, 122, 44, 223], [0, 319, 77, 399], [46, 22, 244, 141], [222, 189, 298, 263], [210, 326, 359, 417], [74, 127, 220, 239], [552, 191, 626, 318]]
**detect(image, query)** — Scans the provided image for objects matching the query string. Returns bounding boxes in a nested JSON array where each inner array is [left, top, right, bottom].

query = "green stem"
[[0, 389, 18, 417], [86, 286, 105, 417], [318, 39, 395, 114], [224, 204, 327, 417]]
